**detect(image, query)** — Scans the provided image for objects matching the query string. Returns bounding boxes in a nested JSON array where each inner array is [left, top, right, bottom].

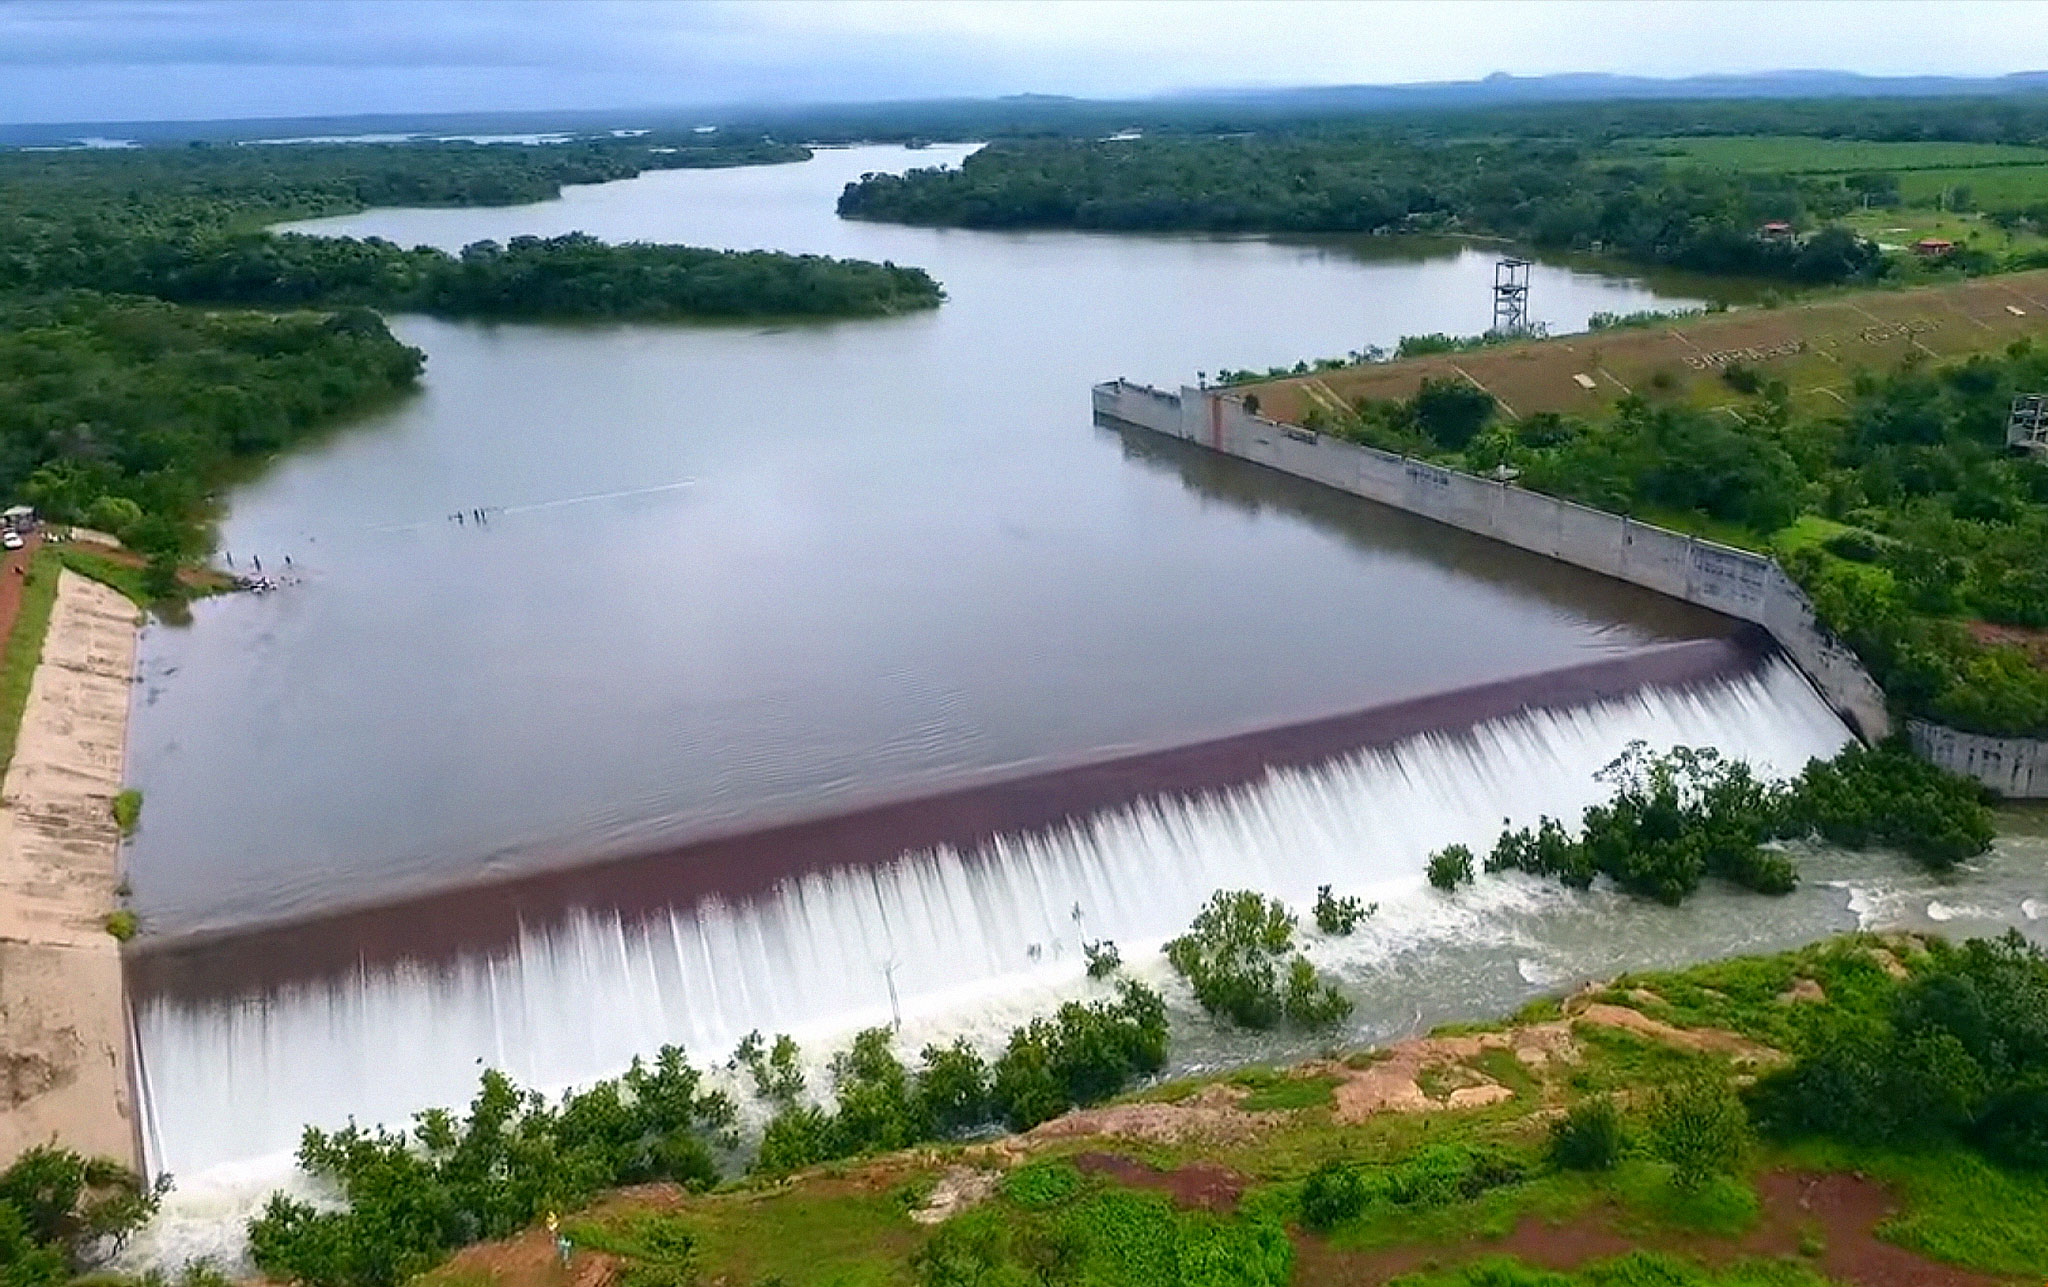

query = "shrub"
[[103, 909, 137, 941], [1313, 885, 1374, 935], [110, 789, 141, 836], [1001, 1161, 1081, 1209], [0, 1146, 165, 1280], [731, 1031, 806, 1106], [1083, 939, 1121, 978], [1648, 1075, 1749, 1191], [916, 1039, 991, 1137], [1548, 1097, 1624, 1172], [247, 1050, 735, 1287], [1411, 377, 1496, 450], [1426, 844, 1475, 891], [1297, 1160, 1367, 1230], [989, 981, 1170, 1130], [1787, 742, 1993, 872]]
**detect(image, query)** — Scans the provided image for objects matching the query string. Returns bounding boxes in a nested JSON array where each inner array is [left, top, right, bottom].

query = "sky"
[[5, 0, 2048, 126]]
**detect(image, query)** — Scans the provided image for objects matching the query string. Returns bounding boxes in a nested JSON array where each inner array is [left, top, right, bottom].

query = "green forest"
[[0, 139, 944, 320], [837, 135, 1888, 283], [0, 136, 939, 565]]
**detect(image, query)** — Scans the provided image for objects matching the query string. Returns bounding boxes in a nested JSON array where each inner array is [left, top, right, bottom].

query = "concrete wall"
[[1094, 378, 1907, 752], [1908, 720, 2048, 797]]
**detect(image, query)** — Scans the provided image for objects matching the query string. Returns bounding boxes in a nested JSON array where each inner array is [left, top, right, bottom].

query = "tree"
[[1313, 886, 1374, 935], [1411, 378, 1496, 451], [1426, 844, 1475, 891], [1165, 891, 1351, 1031]]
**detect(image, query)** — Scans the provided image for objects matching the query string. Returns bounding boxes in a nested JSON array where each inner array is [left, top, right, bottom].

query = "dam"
[[119, 146, 1905, 1262], [131, 644, 1849, 1183]]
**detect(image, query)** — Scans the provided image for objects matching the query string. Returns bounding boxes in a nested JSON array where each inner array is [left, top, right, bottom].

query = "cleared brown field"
[[1240, 270, 2048, 426]]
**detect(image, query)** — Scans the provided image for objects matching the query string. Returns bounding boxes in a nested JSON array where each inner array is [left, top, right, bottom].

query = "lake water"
[[126, 145, 1733, 935]]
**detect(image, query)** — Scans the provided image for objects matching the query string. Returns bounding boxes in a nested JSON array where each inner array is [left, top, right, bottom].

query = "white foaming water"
[[130, 658, 1848, 1267]]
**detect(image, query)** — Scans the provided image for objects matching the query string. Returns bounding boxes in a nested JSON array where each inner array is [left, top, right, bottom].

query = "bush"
[[731, 1031, 805, 1107], [916, 1039, 991, 1137], [1648, 1075, 1750, 1191], [0, 1146, 165, 1282], [1787, 742, 1993, 871], [1165, 891, 1351, 1030], [989, 981, 1170, 1130], [103, 909, 137, 941], [1750, 931, 2048, 1168], [1548, 1097, 1625, 1172], [1426, 844, 1475, 891], [1083, 939, 1121, 978], [1485, 743, 1796, 904], [247, 1050, 736, 1287], [110, 789, 141, 836], [1411, 377, 1497, 451], [1001, 1161, 1081, 1209], [1313, 885, 1374, 935], [1297, 1160, 1367, 1230]]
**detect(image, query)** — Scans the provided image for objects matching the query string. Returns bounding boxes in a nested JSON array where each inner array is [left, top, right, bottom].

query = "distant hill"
[[8, 69, 2048, 149]]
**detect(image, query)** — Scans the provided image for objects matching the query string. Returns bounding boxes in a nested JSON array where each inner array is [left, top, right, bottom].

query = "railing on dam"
[[1086, 378, 2048, 791]]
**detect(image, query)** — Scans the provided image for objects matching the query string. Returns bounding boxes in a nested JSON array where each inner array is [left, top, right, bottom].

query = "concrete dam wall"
[[1087, 378, 2040, 788]]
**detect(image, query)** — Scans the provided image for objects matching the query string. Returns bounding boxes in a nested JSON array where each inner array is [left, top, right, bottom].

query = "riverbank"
[[0, 570, 143, 1169]]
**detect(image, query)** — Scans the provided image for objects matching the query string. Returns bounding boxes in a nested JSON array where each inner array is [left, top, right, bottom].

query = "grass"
[[55, 547, 152, 608], [1895, 163, 2048, 209], [1233, 1070, 1339, 1112], [1235, 268, 2048, 431], [1614, 135, 2048, 174], [0, 548, 62, 782], [1389, 1251, 1833, 1287], [558, 1179, 920, 1287]]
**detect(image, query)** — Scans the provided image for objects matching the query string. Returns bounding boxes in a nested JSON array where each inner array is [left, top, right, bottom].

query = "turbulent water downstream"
[[117, 144, 2046, 1265]]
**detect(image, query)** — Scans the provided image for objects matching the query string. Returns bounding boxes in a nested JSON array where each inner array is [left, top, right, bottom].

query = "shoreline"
[[0, 570, 144, 1170]]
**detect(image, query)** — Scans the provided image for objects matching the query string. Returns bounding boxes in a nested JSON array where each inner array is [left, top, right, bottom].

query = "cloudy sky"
[[6, 0, 2048, 125]]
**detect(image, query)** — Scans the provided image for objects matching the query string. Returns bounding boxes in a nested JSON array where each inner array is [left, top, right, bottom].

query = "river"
[[117, 145, 2045, 1262]]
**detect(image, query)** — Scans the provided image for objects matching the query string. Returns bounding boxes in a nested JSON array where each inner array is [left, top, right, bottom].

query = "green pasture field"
[[1612, 134, 2048, 174]]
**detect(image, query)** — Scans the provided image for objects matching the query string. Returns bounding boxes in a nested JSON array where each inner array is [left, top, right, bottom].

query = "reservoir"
[[115, 146, 2045, 1243], [127, 144, 1736, 934]]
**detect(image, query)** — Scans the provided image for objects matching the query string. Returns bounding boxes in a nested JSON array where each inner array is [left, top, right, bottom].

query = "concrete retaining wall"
[[1908, 720, 2048, 797], [1094, 378, 1907, 752]]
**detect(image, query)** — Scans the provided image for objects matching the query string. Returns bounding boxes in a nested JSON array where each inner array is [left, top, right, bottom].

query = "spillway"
[[131, 651, 1849, 1201]]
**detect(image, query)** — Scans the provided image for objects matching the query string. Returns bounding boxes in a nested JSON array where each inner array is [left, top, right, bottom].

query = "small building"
[[1, 505, 36, 533], [1759, 221, 1795, 241], [1914, 238, 1956, 258]]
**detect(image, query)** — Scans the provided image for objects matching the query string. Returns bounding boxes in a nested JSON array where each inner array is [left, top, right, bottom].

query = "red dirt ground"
[[1295, 1171, 2007, 1287], [1072, 1151, 1249, 1212], [0, 535, 41, 660]]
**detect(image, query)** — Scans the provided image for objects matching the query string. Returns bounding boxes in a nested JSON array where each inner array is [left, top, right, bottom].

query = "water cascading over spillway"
[[131, 653, 1849, 1200]]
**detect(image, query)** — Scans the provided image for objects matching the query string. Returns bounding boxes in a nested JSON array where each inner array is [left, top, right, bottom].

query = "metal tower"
[[1492, 257, 1532, 336]]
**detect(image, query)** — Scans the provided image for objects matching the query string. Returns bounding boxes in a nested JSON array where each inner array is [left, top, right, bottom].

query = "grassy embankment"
[[0, 547, 62, 778], [402, 934, 2047, 1287]]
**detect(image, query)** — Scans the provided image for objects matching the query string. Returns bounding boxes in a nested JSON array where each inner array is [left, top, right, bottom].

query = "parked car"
[[2, 531, 24, 551]]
